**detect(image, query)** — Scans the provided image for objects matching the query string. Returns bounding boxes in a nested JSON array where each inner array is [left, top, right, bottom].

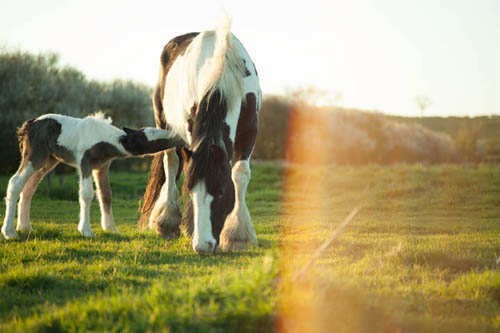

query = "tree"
[[415, 95, 432, 117]]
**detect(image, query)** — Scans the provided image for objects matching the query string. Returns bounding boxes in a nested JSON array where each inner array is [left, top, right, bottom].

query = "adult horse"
[[139, 17, 261, 253]]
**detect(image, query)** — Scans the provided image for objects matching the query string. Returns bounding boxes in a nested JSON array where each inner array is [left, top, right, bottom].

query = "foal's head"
[[120, 127, 183, 156]]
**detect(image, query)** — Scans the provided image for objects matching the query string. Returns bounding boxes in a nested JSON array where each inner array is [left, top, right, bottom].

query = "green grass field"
[[1, 163, 500, 332]]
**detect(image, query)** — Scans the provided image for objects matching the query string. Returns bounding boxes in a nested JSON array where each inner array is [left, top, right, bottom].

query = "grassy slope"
[[1, 164, 500, 331], [389, 114, 500, 140]]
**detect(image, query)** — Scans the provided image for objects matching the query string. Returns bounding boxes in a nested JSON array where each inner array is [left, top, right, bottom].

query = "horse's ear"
[[209, 145, 225, 164], [181, 147, 192, 161]]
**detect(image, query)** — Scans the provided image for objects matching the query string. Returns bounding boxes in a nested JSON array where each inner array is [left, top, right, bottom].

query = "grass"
[[1, 163, 500, 331]]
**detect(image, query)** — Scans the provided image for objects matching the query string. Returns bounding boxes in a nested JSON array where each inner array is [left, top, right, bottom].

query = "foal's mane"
[[88, 111, 112, 125]]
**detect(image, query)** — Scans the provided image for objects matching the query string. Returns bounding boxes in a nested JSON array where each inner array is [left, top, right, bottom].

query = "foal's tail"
[[17, 118, 35, 154], [138, 152, 165, 229]]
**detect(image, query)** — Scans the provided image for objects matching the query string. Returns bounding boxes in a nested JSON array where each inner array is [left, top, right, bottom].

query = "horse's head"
[[182, 143, 235, 253]]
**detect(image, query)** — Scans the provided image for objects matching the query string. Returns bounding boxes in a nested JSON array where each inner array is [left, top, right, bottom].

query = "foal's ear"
[[181, 147, 192, 161], [123, 127, 135, 135]]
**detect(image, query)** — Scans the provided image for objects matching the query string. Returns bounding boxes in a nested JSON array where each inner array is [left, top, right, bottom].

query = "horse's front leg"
[[220, 93, 259, 251], [78, 171, 95, 237], [220, 160, 258, 250], [149, 148, 181, 238], [92, 163, 119, 234]]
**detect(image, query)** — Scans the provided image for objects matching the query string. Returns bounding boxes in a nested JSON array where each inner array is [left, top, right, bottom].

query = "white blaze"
[[191, 182, 216, 253]]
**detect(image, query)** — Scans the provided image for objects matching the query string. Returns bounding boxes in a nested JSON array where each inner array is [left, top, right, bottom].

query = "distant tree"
[[415, 95, 432, 117], [287, 85, 342, 107]]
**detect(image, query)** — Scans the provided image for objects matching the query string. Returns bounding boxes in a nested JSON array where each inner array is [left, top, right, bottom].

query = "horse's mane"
[[185, 90, 231, 195]]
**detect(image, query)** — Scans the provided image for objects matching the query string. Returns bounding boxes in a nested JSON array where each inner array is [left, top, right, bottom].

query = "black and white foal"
[[140, 16, 261, 253], [1, 113, 182, 240]]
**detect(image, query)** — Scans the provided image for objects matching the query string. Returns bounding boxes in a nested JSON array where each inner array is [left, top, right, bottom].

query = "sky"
[[1, 0, 499, 117]]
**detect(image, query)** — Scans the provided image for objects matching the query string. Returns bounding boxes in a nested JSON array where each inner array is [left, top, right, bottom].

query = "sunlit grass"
[[279, 164, 500, 332], [1, 164, 500, 331]]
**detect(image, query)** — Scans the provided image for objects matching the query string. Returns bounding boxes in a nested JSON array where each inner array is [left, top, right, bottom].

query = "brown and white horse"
[[1, 112, 182, 239], [139, 16, 261, 253]]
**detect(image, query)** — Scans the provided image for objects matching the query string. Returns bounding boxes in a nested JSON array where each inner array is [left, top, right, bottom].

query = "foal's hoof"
[[1, 229, 19, 240], [17, 225, 33, 233], [103, 226, 120, 234]]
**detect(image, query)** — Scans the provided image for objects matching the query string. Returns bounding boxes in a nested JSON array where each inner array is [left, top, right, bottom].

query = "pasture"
[[1, 163, 500, 332]]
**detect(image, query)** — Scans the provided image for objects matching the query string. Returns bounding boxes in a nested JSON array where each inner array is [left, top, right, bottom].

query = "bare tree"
[[415, 95, 432, 117]]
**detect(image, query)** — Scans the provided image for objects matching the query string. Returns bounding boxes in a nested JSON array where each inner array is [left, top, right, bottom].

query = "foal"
[[1, 112, 183, 240]]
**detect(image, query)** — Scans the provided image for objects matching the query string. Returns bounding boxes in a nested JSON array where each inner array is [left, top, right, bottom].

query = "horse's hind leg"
[[17, 157, 59, 233], [92, 162, 119, 234], [2, 162, 36, 239], [77, 170, 95, 237], [149, 149, 181, 238]]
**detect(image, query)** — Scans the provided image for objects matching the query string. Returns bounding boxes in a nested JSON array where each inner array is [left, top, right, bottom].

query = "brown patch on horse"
[[18, 118, 76, 171], [234, 93, 258, 162], [154, 33, 199, 129], [93, 163, 112, 215], [80, 142, 124, 178]]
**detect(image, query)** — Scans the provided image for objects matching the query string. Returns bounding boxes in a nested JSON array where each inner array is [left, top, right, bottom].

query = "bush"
[[0, 49, 153, 173], [254, 94, 460, 165]]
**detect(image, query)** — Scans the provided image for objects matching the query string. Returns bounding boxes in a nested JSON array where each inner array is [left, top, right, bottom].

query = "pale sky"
[[1, 0, 499, 117]]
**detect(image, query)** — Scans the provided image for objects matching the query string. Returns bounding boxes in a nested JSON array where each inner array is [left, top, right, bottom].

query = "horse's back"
[[161, 30, 260, 144]]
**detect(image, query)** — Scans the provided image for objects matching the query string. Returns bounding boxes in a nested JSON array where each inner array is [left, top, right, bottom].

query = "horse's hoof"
[[153, 208, 181, 239], [1, 229, 19, 240], [80, 230, 95, 238], [220, 211, 258, 251], [157, 223, 180, 240], [220, 237, 258, 251]]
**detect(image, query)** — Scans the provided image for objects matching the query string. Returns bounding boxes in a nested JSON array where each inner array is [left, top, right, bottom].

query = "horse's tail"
[[16, 118, 36, 154], [196, 14, 246, 111], [138, 152, 165, 229]]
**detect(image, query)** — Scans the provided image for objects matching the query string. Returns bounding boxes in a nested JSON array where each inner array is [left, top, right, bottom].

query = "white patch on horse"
[[143, 127, 177, 142]]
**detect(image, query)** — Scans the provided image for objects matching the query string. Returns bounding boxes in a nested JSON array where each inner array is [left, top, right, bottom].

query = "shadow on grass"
[[0, 273, 103, 320]]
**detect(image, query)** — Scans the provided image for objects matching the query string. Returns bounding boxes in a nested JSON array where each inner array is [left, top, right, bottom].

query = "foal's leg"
[[77, 170, 95, 237], [92, 163, 119, 233], [17, 158, 59, 232], [2, 163, 36, 239], [149, 148, 181, 238]]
